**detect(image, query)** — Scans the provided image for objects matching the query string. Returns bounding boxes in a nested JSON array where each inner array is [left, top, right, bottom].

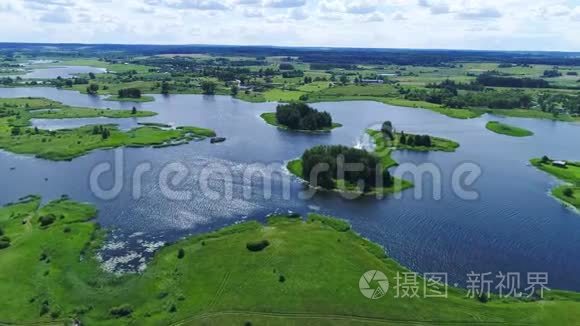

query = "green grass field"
[[1, 197, 580, 325], [0, 97, 215, 160], [486, 121, 534, 137], [531, 159, 580, 208]]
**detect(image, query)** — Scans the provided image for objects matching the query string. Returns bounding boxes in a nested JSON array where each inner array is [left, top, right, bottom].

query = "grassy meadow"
[[486, 121, 534, 137], [1, 197, 580, 325], [0, 97, 215, 160]]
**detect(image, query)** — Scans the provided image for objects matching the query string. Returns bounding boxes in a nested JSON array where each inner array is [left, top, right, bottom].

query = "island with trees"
[[1, 195, 580, 324], [106, 87, 155, 102], [531, 156, 580, 209], [486, 121, 534, 137], [367, 121, 460, 154], [261, 102, 342, 132], [0, 97, 216, 160], [287, 144, 412, 196]]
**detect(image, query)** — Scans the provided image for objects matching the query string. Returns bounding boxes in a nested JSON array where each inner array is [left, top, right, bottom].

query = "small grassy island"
[[1, 196, 580, 324], [486, 121, 534, 137], [531, 157, 580, 209], [261, 102, 342, 132], [287, 144, 413, 196], [367, 121, 460, 154], [0, 97, 215, 160]]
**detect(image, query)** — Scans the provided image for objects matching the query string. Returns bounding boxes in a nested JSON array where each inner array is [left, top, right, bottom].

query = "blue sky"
[[1, 0, 580, 51]]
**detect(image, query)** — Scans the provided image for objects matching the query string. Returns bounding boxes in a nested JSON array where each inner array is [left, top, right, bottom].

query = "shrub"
[[109, 304, 133, 318], [0, 240, 10, 250], [39, 215, 56, 227], [39, 302, 50, 316], [246, 240, 270, 252], [177, 248, 185, 259], [0, 227, 3, 236], [478, 293, 490, 303], [279, 275, 286, 283], [564, 188, 574, 198]]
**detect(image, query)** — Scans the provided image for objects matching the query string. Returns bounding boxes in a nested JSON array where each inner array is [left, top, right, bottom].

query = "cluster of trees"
[[403, 87, 533, 110], [92, 125, 111, 139], [399, 132, 432, 147], [275, 102, 333, 131], [86, 84, 99, 95], [282, 70, 304, 78], [279, 63, 295, 70], [380, 121, 433, 147], [543, 69, 562, 78], [201, 80, 217, 94], [301, 145, 393, 191], [426, 79, 484, 92], [476, 73, 550, 88], [117, 88, 142, 98]]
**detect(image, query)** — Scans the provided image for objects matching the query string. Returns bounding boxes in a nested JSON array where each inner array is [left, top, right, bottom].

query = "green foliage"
[[275, 102, 333, 131], [177, 248, 185, 259], [301, 145, 392, 192], [38, 214, 56, 227], [201, 80, 217, 95], [246, 240, 270, 252], [109, 304, 133, 318], [117, 88, 142, 99]]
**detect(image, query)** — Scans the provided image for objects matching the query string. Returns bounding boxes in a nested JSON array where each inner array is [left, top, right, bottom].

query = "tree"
[[88, 72, 96, 80], [177, 248, 185, 259], [161, 81, 170, 94], [87, 83, 99, 95], [339, 75, 349, 85], [101, 128, 110, 140], [381, 121, 394, 140], [201, 80, 217, 95], [230, 85, 239, 96], [131, 107, 137, 115], [564, 188, 574, 198], [541, 155, 550, 164], [399, 132, 407, 145], [11, 126, 20, 136]]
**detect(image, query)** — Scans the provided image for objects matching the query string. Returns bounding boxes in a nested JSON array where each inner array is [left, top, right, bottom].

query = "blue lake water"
[[11, 66, 107, 79], [1, 87, 580, 290]]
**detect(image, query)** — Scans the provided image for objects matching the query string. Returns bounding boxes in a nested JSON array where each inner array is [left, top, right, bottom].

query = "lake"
[[9, 66, 107, 79], [1, 87, 580, 290]]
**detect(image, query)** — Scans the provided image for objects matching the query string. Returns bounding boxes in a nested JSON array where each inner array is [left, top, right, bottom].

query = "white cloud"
[[0, 0, 578, 51], [39, 7, 72, 23], [265, 0, 306, 8]]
